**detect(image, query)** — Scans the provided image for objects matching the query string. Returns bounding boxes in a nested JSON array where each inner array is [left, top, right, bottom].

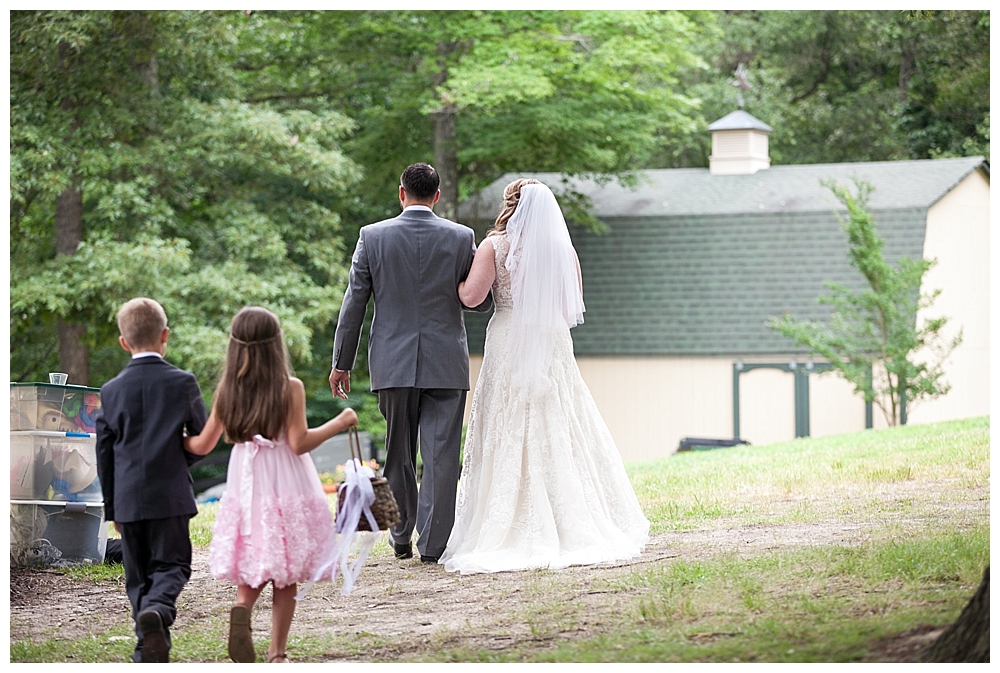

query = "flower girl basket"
[[336, 425, 399, 531], [299, 425, 399, 597]]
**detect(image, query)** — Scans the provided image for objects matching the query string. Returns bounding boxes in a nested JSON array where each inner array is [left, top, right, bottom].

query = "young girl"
[[186, 306, 357, 663]]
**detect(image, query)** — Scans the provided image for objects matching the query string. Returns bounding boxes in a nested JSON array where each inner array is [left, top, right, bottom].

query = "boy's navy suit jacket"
[[95, 356, 208, 523]]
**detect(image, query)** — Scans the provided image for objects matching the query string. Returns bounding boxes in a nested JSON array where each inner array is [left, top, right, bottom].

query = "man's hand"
[[113, 522, 122, 535], [330, 368, 351, 400]]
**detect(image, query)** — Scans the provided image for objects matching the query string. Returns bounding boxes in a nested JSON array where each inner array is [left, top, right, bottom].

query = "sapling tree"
[[768, 178, 962, 426]]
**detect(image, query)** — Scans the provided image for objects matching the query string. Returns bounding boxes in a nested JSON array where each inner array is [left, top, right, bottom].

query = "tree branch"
[[544, 32, 595, 52], [244, 91, 328, 104], [790, 50, 831, 104]]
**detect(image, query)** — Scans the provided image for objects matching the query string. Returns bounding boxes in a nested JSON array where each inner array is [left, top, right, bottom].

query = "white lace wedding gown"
[[440, 234, 650, 574]]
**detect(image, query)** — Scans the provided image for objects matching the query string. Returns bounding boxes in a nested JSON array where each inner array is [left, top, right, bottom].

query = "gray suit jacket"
[[333, 207, 493, 391]]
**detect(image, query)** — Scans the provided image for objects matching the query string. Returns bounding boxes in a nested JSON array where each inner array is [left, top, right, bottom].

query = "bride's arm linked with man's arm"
[[459, 237, 496, 308]]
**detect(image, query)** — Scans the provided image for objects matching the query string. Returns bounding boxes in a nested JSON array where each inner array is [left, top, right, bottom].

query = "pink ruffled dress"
[[209, 434, 335, 589]]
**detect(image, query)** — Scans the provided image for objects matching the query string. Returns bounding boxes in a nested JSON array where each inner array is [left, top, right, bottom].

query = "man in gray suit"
[[330, 163, 492, 563]]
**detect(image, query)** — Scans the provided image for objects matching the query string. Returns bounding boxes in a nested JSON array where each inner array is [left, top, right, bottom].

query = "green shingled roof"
[[460, 157, 987, 356]]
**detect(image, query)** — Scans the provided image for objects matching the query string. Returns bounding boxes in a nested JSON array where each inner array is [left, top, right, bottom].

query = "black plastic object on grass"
[[677, 437, 750, 452]]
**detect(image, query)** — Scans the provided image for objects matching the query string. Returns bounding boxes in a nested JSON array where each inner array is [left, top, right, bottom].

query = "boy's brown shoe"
[[228, 604, 256, 663]]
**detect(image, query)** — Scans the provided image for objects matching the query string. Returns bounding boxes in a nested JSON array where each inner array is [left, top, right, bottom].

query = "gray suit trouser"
[[378, 387, 467, 558]]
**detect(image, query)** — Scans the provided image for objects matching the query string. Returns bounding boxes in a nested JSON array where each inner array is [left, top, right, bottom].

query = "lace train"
[[440, 235, 649, 574]]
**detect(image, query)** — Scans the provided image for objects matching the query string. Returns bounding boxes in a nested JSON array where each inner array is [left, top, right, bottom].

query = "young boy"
[[95, 298, 217, 663]]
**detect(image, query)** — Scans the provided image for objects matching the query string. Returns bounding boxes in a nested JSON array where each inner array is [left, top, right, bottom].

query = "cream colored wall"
[[809, 370, 875, 434], [734, 365, 870, 443], [574, 357, 733, 462], [465, 354, 869, 463], [909, 169, 990, 424], [712, 129, 748, 155], [709, 130, 770, 175], [738, 366, 795, 446]]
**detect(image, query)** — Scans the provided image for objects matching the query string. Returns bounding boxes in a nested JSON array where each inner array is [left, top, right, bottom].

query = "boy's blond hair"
[[117, 298, 168, 350]]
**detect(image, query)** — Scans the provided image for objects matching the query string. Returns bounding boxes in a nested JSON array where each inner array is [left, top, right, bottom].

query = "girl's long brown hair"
[[487, 178, 540, 237], [213, 306, 290, 443]]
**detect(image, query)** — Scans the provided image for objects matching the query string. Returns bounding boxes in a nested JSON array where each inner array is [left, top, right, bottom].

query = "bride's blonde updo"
[[488, 178, 540, 237]]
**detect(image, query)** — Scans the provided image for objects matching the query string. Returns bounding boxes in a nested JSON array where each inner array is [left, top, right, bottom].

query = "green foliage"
[[302, 376, 386, 456], [10, 10, 361, 404], [448, 11, 710, 193], [670, 10, 989, 168], [767, 179, 961, 426], [228, 10, 713, 228], [10, 9, 987, 442]]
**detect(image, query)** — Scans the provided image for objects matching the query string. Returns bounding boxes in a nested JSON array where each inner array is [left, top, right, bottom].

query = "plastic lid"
[[10, 382, 101, 392]]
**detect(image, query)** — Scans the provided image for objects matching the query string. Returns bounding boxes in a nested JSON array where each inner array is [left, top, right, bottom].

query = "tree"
[[12, 11, 164, 385], [10, 10, 361, 396], [207, 9, 714, 441], [767, 179, 961, 426], [670, 10, 990, 169], [923, 566, 989, 662], [226, 10, 715, 228]]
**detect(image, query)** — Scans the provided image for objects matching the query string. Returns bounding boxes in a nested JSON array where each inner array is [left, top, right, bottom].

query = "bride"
[[439, 179, 650, 574]]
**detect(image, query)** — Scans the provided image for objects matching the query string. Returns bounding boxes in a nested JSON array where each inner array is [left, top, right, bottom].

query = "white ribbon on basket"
[[298, 458, 379, 599]]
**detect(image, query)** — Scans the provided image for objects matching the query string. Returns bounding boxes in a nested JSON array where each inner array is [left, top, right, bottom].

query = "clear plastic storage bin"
[[9, 431, 102, 502], [10, 382, 102, 433], [9, 501, 108, 567]]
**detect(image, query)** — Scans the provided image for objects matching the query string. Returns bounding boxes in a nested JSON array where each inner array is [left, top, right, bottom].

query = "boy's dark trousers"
[[120, 515, 193, 662]]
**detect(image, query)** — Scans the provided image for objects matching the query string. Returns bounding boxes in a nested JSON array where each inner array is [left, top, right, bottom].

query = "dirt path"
[[9, 482, 987, 662]]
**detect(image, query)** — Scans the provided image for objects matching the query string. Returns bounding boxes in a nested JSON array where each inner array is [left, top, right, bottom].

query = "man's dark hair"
[[400, 163, 440, 201]]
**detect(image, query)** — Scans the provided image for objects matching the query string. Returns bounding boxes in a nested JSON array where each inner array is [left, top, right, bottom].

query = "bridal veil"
[[504, 183, 585, 392]]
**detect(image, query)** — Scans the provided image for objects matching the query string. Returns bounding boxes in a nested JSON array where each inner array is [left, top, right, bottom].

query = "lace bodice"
[[490, 234, 513, 310]]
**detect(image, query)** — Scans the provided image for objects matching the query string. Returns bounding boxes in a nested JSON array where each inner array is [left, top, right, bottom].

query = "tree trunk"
[[55, 185, 82, 256], [51, 18, 158, 387], [898, 46, 915, 101], [57, 321, 89, 385], [432, 104, 458, 221], [923, 566, 989, 663], [430, 40, 466, 223], [55, 184, 88, 385], [56, 40, 89, 386]]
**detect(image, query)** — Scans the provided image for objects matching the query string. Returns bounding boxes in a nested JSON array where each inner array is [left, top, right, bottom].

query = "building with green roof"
[[458, 112, 989, 461]]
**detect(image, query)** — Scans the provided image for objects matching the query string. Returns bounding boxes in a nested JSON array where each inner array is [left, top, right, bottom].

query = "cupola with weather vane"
[[708, 63, 773, 175]]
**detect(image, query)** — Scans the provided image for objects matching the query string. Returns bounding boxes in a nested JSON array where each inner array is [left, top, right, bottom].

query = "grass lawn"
[[431, 416, 990, 662], [10, 416, 989, 663]]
